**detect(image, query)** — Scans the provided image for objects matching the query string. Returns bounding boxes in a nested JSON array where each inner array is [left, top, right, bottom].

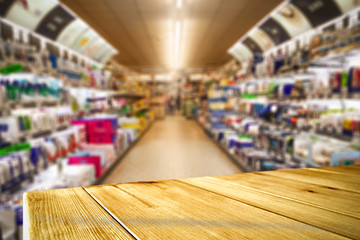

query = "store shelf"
[[133, 107, 149, 114], [2, 99, 60, 111], [94, 122, 153, 185], [293, 155, 319, 168], [106, 109, 130, 115], [310, 43, 360, 67], [3, 123, 72, 146], [208, 97, 228, 102], [24, 165, 360, 239], [196, 120, 251, 172], [239, 43, 360, 87], [111, 92, 146, 99]]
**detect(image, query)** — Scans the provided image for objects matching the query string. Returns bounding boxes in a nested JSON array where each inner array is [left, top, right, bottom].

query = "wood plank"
[[259, 167, 360, 193], [85, 180, 347, 240], [214, 171, 360, 218], [307, 165, 360, 176], [180, 177, 360, 239], [24, 188, 134, 240]]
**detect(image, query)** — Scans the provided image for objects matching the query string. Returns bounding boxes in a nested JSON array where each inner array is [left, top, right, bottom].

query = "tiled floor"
[[102, 115, 242, 184]]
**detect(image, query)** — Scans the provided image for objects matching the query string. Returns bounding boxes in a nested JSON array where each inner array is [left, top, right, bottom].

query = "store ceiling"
[[60, 0, 283, 73]]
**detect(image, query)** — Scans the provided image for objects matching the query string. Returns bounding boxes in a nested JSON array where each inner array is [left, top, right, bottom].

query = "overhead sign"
[[57, 19, 88, 47], [231, 43, 253, 62], [85, 39, 107, 58], [243, 37, 263, 54], [93, 45, 110, 61], [72, 29, 98, 53], [248, 28, 275, 51], [291, 0, 342, 27], [99, 49, 114, 64], [2, 0, 116, 63], [35, 5, 75, 40], [272, 3, 312, 37], [5, 0, 57, 30], [260, 18, 290, 45]]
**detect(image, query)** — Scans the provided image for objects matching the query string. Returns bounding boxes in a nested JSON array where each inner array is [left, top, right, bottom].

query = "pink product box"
[[88, 133, 117, 144], [71, 120, 88, 127], [80, 143, 116, 168], [68, 156, 105, 178], [87, 119, 117, 135], [79, 136, 86, 143]]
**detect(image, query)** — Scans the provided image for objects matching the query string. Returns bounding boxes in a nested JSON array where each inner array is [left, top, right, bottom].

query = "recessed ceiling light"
[[177, 0, 182, 9], [173, 21, 181, 69]]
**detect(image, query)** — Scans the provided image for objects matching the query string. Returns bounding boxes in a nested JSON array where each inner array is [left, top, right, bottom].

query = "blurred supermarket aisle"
[[102, 116, 241, 184]]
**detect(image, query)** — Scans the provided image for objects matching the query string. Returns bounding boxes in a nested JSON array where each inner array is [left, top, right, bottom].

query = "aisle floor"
[[102, 115, 242, 184]]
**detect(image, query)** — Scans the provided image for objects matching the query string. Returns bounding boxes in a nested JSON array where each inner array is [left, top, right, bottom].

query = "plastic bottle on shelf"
[[40, 83, 48, 98], [24, 115, 31, 131], [11, 80, 20, 101], [18, 79, 26, 100], [26, 81, 34, 99], [4, 79, 11, 101]]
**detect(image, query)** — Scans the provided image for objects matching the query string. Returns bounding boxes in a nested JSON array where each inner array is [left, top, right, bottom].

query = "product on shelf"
[[0, 143, 32, 194], [294, 133, 360, 167]]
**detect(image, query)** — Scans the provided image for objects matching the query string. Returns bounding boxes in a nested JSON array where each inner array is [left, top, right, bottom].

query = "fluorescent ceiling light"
[[173, 21, 181, 69], [177, 0, 182, 9]]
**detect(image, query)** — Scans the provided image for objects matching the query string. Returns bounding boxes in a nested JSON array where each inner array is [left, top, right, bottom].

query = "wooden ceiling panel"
[[60, 0, 283, 72]]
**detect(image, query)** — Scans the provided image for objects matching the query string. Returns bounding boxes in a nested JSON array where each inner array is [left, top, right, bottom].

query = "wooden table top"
[[24, 165, 360, 239]]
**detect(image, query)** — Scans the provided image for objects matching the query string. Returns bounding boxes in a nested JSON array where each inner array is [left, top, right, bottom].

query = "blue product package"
[[283, 84, 294, 96], [29, 146, 47, 171], [274, 57, 284, 73], [251, 54, 264, 74], [342, 129, 353, 137], [218, 131, 224, 142], [235, 141, 254, 150], [331, 151, 360, 166], [15, 205, 23, 226], [261, 161, 277, 171], [49, 54, 57, 69]]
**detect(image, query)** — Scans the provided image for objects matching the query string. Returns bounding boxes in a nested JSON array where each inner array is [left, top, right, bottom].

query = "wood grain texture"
[[259, 167, 360, 193], [213, 171, 360, 218], [85, 180, 346, 240], [24, 188, 134, 240], [180, 177, 359, 239], [25, 165, 360, 239], [307, 165, 360, 176]]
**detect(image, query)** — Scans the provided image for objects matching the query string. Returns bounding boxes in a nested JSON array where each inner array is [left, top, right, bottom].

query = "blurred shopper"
[[167, 94, 174, 115], [176, 92, 181, 111]]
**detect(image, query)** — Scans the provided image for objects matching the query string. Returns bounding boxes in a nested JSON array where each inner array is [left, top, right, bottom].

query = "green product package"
[[24, 116, 31, 130], [341, 71, 348, 87], [136, 112, 146, 118], [240, 94, 257, 99], [9, 83, 18, 100], [0, 64, 23, 75], [0, 143, 31, 157], [268, 81, 277, 95], [238, 134, 251, 139]]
